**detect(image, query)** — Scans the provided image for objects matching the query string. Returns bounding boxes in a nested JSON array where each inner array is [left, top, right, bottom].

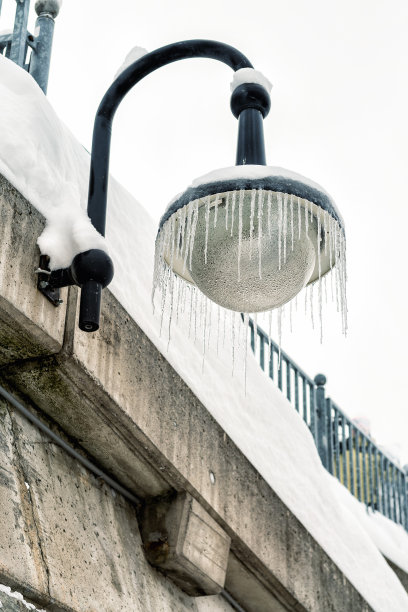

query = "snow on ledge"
[[0, 54, 407, 612], [0, 55, 106, 270]]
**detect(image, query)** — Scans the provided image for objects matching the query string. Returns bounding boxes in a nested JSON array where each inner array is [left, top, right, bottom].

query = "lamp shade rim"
[[158, 172, 344, 232]]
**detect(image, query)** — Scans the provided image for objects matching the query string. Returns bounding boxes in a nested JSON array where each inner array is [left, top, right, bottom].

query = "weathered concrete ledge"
[[0, 173, 380, 611], [0, 394, 234, 611]]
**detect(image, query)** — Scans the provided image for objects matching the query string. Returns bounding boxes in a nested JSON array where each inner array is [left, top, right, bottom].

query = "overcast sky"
[[2, 0, 408, 463]]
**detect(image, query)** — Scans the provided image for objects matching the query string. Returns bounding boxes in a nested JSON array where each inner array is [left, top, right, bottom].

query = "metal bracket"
[[36, 255, 62, 306]]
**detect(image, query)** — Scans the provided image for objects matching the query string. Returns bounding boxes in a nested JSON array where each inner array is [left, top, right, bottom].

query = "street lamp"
[[39, 39, 346, 334]]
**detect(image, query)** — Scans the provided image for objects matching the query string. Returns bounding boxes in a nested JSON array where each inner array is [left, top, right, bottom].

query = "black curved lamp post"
[[38, 39, 272, 331]]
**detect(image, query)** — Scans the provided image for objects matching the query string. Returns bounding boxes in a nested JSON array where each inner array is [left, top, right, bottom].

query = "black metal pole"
[[87, 39, 253, 236]]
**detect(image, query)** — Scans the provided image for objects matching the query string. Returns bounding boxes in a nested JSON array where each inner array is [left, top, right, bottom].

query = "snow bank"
[[331, 476, 408, 575], [0, 55, 407, 612]]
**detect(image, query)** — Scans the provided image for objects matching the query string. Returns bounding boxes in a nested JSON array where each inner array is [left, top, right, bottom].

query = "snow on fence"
[[249, 319, 408, 532]]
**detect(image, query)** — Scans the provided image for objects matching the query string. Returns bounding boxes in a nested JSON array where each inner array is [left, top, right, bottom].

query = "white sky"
[[2, 0, 408, 463]]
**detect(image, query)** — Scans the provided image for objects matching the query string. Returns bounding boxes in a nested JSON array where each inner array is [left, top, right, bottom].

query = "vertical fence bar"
[[286, 360, 291, 402], [314, 375, 328, 469], [355, 432, 362, 502], [9, 0, 30, 67], [259, 335, 265, 371], [269, 344, 274, 380], [368, 442, 374, 510], [342, 416, 349, 490], [302, 376, 307, 425], [349, 424, 355, 498], [333, 408, 340, 479], [377, 451, 384, 515], [309, 382, 317, 445], [278, 357, 282, 391], [361, 435, 367, 505], [250, 321, 255, 352], [326, 398, 334, 475], [381, 456, 388, 518], [403, 474, 408, 531], [294, 370, 299, 413], [392, 466, 398, 523]]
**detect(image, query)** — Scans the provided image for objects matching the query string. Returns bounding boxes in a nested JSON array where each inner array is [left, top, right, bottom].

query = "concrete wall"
[[1, 172, 404, 611]]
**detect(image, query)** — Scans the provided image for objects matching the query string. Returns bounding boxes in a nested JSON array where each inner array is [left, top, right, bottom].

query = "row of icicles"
[[153, 189, 347, 372]]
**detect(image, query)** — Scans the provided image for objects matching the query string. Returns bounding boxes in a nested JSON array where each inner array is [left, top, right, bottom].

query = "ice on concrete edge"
[[0, 53, 407, 612], [230, 67, 272, 93], [0, 585, 45, 611], [114, 46, 148, 79]]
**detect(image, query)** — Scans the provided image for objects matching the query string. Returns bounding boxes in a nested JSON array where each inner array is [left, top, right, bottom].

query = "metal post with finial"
[[29, 0, 60, 93]]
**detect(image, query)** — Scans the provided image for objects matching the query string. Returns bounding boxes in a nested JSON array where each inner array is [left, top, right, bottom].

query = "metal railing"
[[249, 320, 408, 531], [0, 0, 60, 93]]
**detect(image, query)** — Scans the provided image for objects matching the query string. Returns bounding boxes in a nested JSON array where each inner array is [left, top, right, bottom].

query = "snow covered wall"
[[0, 55, 407, 612]]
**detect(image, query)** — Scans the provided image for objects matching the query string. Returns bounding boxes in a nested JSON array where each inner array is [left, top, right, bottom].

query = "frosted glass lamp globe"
[[189, 191, 316, 312]]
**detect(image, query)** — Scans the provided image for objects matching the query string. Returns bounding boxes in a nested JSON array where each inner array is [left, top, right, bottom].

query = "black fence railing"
[[249, 320, 408, 531]]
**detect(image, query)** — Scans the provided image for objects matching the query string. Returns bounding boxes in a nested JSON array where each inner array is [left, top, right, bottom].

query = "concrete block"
[[0, 175, 66, 365], [142, 492, 231, 596]]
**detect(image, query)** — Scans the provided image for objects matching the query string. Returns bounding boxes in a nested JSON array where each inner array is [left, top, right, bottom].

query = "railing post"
[[29, 0, 61, 93], [9, 0, 30, 67], [314, 374, 329, 470]]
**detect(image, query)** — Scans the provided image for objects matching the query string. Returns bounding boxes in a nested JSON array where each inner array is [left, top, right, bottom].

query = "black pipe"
[[87, 40, 253, 236]]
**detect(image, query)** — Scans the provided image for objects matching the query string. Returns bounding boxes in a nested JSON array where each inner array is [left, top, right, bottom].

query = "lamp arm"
[[87, 39, 253, 237]]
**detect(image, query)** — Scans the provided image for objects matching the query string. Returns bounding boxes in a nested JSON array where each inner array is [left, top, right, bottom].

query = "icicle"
[[253, 312, 258, 359], [298, 196, 302, 240], [167, 273, 175, 350], [231, 311, 236, 376], [194, 287, 199, 342], [207, 298, 212, 349], [257, 190, 263, 278], [304, 283, 308, 315], [230, 191, 236, 237], [243, 312, 249, 394], [202, 296, 208, 371], [204, 196, 210, 265], [238, 190, 244, 281], [216, 304, 221, 355], [310, 282, 315, 329], [188, 286, 194, 337], [283, 193, 288, 264], [305, 200, 309, 235], [278, 307, 282, 368], [170, 215, 176, 271], [249, 189, 256, 259], [214, 200, 218, 228], [323, 274, 328, 304], [175, 209, 182, 260], [289, 299, 293, 333], [290, 194, 294, 251], [159, 267, 170, 337], [189, 201, 199, 270], [225, 192, 230, 230], [323, 210, 328, 256], [267, 191, 272, 238], [278, 192, 283, 270], [268, 309, 273, 347], [182, 202, 193, 274], [222, 305, 227, 346]]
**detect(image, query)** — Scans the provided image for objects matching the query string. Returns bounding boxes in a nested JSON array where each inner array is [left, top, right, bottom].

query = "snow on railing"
[[249, 319, 408, 531]]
